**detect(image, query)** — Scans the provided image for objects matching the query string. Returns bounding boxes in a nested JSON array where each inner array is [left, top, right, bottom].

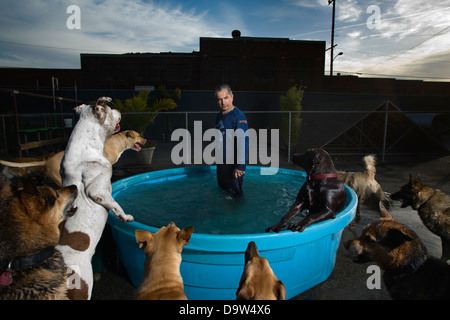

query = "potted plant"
[[136, 139, 157, 165], [111, 87, 179, 165]]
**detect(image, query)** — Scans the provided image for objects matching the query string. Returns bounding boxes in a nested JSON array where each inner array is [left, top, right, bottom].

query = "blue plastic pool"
[[107, 166, 357, 300]]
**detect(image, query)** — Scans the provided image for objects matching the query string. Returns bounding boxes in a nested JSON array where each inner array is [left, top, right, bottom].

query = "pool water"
[[114, 167, 306, 234], [109, 166, 357, 299]]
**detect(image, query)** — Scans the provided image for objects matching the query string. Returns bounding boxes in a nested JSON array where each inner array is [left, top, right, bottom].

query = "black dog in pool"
[[266, 148, 347, 233]]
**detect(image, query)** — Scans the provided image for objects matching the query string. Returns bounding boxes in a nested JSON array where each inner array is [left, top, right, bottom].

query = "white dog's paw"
[[116, 213, 134, 223]]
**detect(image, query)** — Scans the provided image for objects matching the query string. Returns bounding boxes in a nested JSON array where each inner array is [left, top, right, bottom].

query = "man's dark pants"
[[217, 164, 243, 197]]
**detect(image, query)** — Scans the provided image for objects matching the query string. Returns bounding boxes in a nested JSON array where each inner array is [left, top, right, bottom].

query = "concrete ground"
[[91, 142, 450, 300]]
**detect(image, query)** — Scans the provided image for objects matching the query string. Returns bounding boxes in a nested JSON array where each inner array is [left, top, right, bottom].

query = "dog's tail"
[[0, 159, 46, 168], [362, 155, 377, 180]]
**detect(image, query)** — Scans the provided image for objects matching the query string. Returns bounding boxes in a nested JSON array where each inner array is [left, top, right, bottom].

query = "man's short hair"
[[214, 84, 233, 96]]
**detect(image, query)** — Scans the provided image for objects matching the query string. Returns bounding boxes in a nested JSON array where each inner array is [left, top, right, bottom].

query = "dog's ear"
[[274, 280, 287, 300], [22, 179, 39, 196], [411, 175, 423, 186], [126, 130, 134, 138], [178, 225, 194, 244], [379, 228, 414, 249], [74, 104, 88, 114], [379, 201, 392, 219], [135, 230, 154, 249], [409, 174, 422, 185], [236, 283, 254, 300], [94, 105, 107, 123], [96, 96, 112, 107]]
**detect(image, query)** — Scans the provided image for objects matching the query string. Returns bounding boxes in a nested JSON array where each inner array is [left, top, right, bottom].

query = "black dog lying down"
[[266, 148, 347, 233]]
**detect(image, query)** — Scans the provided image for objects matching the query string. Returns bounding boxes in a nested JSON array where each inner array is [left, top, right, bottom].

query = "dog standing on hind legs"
[[57, 97, 134, 300]]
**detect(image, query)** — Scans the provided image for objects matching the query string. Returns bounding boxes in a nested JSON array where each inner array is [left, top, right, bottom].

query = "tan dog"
[[337, 155, 390, 224], [236, 241, 286, 300], [135, 222, 194, 300], [1, 155, 49, 183], [0, 176, 78, 300], [0, 130, 146, 187]]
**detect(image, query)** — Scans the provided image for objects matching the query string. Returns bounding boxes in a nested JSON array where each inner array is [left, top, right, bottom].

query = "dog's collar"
[[307, 173, 338, 181], [388, 256, 427, 279], [0, 246, 55, 271]]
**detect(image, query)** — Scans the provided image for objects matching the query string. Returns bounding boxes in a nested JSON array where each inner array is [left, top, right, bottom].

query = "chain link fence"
[[1, 106, 447, 164]]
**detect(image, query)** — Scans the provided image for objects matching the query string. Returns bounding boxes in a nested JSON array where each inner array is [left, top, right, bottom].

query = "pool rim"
[[109, 165, 358, 252]]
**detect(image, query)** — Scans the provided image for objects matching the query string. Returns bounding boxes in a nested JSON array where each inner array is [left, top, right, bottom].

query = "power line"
[[357, 25, 450, 73], [333, 70, 450, 81], [291, 5, 450, 38]]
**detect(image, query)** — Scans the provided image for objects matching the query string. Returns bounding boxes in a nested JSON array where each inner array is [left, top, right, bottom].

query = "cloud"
[[0, 0, 227, 68], [329, 0, 450, 80]]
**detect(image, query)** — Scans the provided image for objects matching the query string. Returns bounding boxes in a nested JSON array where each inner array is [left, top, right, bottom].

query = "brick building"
[[1, 32, 450, 95], [80, 32, 325, 91]]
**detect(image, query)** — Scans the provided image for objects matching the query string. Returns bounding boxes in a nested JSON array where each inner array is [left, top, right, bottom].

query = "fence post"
[[12, 91, 21, 156], [288, 111, 292, 163], [381, 102, 389, 162], [2, 115, 8, 156]]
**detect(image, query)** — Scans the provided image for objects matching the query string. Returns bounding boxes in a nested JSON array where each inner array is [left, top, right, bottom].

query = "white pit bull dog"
[[57, 97, 134, 300]]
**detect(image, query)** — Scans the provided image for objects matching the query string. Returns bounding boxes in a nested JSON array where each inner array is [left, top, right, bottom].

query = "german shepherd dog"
[[391, 175, 450, 261], [0, 176, 77, 299], [345, 203, 450, 300], [337, 155, 390, 224]]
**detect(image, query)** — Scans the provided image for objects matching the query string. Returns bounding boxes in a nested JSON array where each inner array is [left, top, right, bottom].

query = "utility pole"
[[329, 0, 336, 76]]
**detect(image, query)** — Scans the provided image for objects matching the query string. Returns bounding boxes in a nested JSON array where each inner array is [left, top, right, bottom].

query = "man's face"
[[215, 89, 234, 113]]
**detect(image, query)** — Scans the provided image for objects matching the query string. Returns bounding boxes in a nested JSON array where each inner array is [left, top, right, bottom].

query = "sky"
[[1, 0, 450, 81]]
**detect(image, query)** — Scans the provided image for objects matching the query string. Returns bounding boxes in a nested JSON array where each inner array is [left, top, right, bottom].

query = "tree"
[[280, 85, 304, 150]]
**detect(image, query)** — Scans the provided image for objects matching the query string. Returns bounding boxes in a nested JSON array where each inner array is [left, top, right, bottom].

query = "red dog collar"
[[307, 173, 338, 181]]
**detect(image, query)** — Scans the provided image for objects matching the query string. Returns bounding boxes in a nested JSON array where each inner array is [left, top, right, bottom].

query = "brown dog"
[[236, 241, 286, 300], [0, 130, 146, 187], [0, 176, 78, 300], [345, 202, 450, 300], [337, 155, 390, 224], [391, 175, 450, 261], [135, 222, 194, 300], [266, 148, 346, 233]]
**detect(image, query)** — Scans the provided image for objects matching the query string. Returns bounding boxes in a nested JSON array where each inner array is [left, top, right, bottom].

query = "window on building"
[[166, 64, 191, 83], [252, 57, 275, 84], [213, 57, 237, 86], [135, 64, 159, 83], [102, 63, 127, 82], [290, 58, 312, 86]]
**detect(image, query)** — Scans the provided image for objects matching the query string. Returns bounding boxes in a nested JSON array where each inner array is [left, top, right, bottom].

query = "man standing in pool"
[[214, 84, 249, 197]]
